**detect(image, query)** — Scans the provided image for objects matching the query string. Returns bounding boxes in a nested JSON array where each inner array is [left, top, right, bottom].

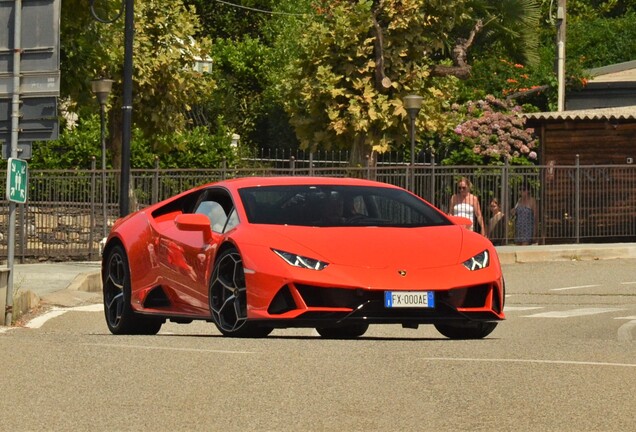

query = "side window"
[[225, 208, 239, 231], [195, 201, 227, 233]]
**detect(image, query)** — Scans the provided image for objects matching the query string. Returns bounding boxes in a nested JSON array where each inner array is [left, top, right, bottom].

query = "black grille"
[[295, 284, 376, 308]]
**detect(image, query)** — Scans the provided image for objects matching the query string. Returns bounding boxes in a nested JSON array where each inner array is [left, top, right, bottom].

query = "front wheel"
[[316, 323, 369, 339], [209, 248, 272, 338], [103, 244, 163, 335], [434, 321, 498, 340]]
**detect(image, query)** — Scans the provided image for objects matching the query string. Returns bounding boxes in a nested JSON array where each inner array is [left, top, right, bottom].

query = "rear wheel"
[[434, 321, 498, 340], [209, 248, 272, 338], [316, 323, 369, 339], [103, 245, 163, 335]]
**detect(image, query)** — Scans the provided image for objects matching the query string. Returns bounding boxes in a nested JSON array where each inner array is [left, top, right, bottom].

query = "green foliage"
[[280, 0, 465, 158], [30, 117, 239, 170], [29, 115, 101, 170], [51, 0, 636, 171], [463, 57, 546, 100], [60, 0, 214, 148], [153, 122, 240, 169], [123, 1, 215, 138], [466, 0, 542, 66], [557, 0, 636, 21], [568, 13, 636, 68], [184, 0, 277, 40]]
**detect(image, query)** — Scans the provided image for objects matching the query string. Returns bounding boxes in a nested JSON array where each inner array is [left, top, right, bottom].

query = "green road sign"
[[6, 158, 28, 204]]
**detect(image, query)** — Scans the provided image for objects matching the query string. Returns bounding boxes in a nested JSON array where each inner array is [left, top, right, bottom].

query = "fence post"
[[152, 156, 159, 204], [89, 157, 96, 260], [221, 159, 227, 180], [429, 153, 436, 204], [365, 155, 370, 180], [309, 152, 314, 176], [19, 204, 25, 263], [575, 154, 580, 243], [290, 156, 296, 176], [502, 158, 510, 245]]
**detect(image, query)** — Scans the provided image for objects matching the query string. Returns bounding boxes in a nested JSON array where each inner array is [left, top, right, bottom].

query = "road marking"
[[524, 308, 623, 318], [25, 310, 68, 328], [615, 316, 636, 320], [73, 304, 103, 312], [504, 306, 543, 311], [617, 320, 636, 342], [85, 342, 256, 355], [25, 304, 103, 329], [550, 284, 599, 291], [620, 281, 636, 285], [421, 357, 636, 368]]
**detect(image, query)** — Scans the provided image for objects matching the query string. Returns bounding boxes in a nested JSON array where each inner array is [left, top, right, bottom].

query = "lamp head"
[[403, 94, 424, 114], [91, 78, 114, 105]]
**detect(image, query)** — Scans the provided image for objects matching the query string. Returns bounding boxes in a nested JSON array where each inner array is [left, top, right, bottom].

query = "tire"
[[434, 321, 498, 340], [103, 245, 163, 335], [209, 248, 272, 338], [316, 323, 369, 339]]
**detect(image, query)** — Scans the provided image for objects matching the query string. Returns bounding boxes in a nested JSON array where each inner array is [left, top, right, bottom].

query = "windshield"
[[238, 185, 451, 228]]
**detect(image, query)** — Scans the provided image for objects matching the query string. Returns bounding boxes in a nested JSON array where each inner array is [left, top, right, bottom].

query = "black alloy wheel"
[[209, 248, 272, 338], [103, 245, 163, 335]]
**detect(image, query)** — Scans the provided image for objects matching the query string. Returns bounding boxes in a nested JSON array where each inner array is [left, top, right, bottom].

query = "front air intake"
[[267, 285, 297, 315]]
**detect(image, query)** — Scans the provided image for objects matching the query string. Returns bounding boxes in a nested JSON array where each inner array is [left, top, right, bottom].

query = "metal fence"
[[2, 156, 636, 261]]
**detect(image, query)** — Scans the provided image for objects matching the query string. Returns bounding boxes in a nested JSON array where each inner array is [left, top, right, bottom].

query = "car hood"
[[248, 225, 468, 270]]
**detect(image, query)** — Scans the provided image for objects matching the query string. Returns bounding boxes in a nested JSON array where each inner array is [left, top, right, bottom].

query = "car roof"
[[211, 176, 401, 190]]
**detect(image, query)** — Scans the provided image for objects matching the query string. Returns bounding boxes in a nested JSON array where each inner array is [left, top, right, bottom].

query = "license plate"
[[384, 291, 435, 308]]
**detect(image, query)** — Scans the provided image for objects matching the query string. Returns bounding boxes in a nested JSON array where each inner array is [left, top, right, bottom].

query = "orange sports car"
[[102, 176, 505, 339]]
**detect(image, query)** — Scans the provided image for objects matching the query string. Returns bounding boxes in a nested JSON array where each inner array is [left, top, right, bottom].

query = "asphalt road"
[[1, 260, 635, 431]]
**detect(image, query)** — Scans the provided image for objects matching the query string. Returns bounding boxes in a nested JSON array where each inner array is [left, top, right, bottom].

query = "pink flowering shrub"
[[447, 95, 538, 165]]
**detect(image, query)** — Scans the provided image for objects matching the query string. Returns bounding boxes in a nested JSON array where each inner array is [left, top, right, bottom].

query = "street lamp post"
[[403, 94, 423, 191], [91, 78, 113, 238], [90, 0, 134, 217]]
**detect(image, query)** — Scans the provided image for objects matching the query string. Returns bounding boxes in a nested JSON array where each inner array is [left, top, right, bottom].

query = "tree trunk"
[[108, 103, 123, 170], [349, 136, 376, 179]]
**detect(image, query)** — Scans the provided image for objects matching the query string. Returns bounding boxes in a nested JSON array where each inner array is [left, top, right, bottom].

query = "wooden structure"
[[524, 106, 636, 243], [525, 106, 636, 166]]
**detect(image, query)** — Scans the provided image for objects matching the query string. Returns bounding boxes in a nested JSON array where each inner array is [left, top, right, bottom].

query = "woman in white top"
[[448, 177, 485, 235]]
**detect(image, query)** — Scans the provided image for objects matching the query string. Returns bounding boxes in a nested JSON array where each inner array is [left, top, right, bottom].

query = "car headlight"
[[463, 250, 489, 271], [272, 249, 329, 271]]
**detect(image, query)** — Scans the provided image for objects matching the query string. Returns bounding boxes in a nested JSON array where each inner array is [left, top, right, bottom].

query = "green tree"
[[60, 0, 214, 168], [568, 13, 636, 68], [279, 0, 472, 163], [185, 0, 309, 151]]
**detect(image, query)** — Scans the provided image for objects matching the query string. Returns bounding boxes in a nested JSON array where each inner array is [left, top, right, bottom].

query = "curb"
[[1, 270, 101, 325], [66, 271, 102, 293], [496, 244, 636, 264]]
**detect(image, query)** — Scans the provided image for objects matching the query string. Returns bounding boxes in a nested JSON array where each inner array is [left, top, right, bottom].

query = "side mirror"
[[175, 213, 212, 241], [449, 215, 473, 229]]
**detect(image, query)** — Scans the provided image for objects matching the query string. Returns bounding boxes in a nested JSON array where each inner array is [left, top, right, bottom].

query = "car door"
[[154, 188, 234, 314]]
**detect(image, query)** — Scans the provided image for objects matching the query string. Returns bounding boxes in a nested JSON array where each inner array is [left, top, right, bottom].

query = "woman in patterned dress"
[[512, 184, 537, 245]]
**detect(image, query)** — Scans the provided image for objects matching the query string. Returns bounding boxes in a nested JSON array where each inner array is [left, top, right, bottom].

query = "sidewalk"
[[2, 243, 636, 325], [0, 261, 101, 325]]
